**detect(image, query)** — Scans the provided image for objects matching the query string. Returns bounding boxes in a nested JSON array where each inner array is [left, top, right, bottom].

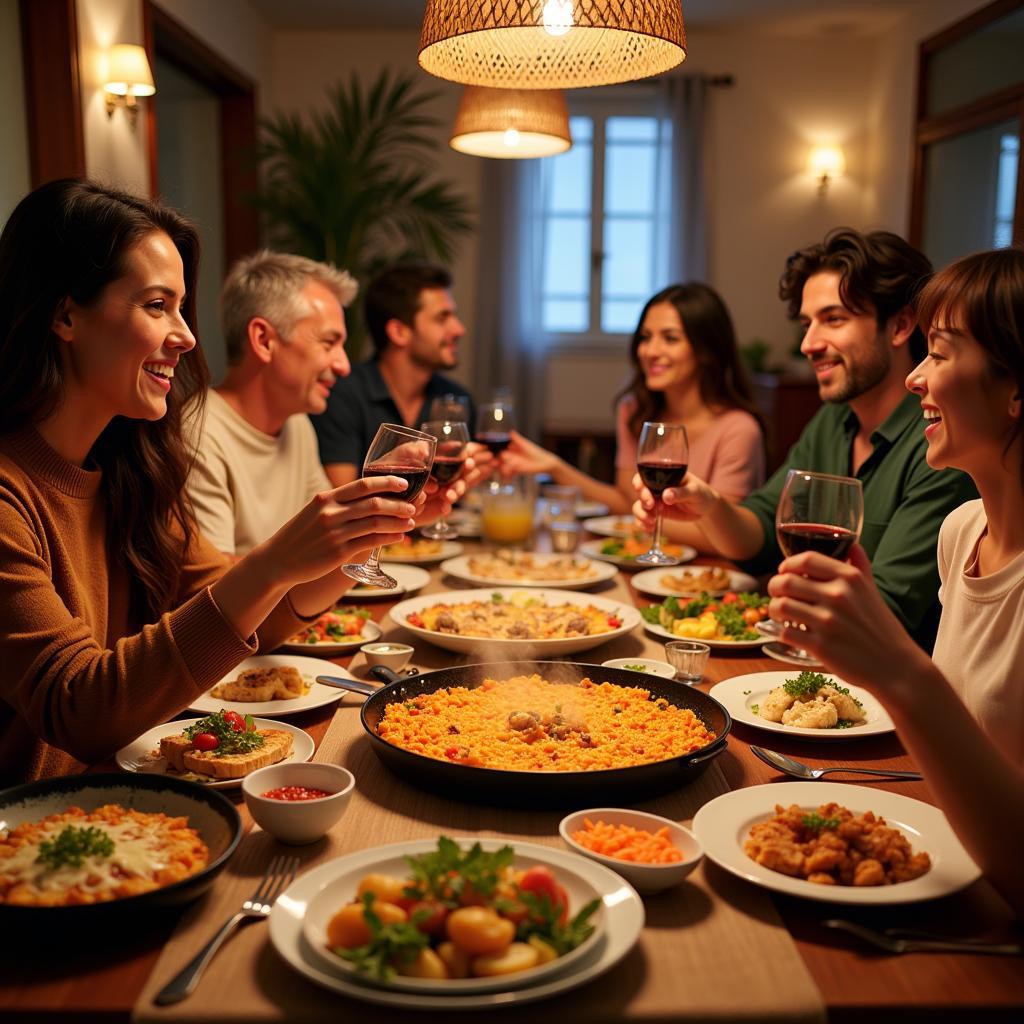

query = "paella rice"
[[376, 674, 716, 771]]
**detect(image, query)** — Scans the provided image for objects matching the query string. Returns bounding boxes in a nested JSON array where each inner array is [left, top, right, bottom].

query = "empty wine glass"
[[771, 469, 864, 664], [635, 422, 689, 566], [419, 419, 470, 540], [427, 393, 470, 422], [342, 423, 436, 588]]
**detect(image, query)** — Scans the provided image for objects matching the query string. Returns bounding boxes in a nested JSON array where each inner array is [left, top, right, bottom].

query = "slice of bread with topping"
[[181, 729, 292, 779], [210, 665, 306, 702]]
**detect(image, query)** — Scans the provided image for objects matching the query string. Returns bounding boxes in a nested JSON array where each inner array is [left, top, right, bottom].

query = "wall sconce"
[[104, 44, 155, 130], [808, 144, 845, 196]]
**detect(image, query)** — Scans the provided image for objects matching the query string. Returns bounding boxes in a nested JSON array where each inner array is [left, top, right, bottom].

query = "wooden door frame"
[[142, 1, 260, 272], [909, 0, 1024, 247]]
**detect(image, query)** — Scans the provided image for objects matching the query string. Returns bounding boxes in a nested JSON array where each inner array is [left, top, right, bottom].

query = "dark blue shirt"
[[312, 358, 474, 469]]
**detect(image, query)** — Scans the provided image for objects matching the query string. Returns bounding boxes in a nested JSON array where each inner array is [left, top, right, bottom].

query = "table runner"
[[134, 563, 825, 1023]]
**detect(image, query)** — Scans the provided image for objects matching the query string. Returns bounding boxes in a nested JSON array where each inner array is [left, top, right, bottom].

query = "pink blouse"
[[615, 398, 765, 500]]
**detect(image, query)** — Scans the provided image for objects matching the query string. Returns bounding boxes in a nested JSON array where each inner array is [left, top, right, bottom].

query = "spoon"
[[751, 745, 922, 781]]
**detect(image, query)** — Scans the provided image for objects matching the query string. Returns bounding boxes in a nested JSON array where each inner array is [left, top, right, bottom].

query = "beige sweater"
[[0, 428, 307, 783], [185, 391, 330, 556], [932, 499, 1024, 767]]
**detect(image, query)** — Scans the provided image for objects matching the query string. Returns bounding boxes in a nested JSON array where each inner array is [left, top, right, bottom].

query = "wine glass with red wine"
[[341, 423, 436, 588], [419, 419, 470, 540], [772, 469, 864, 662], [474, 401, 514, 471], [635, 422, 689, 566]]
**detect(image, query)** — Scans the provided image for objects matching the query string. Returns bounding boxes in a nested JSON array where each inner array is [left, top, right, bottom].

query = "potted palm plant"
[[253, 69, 474, 355]]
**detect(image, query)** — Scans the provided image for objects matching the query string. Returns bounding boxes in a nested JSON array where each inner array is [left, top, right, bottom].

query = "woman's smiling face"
[[636, 302, 698, 394], [53, 230, 196, 424], [906, 322, 1019, 475]]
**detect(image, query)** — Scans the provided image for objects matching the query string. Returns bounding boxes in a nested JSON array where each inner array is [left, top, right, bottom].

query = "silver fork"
[[751, 745, 923, 781], [154, 855, 299, 1005], [823, 919, 1023, 956]]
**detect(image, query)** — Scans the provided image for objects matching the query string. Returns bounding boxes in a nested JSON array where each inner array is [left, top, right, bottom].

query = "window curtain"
[[472, 157, 548, 438], [472, 74, 709, 438]]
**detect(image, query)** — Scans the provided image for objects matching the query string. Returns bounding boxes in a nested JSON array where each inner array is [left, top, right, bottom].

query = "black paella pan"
[[321, 661, 731, 808]]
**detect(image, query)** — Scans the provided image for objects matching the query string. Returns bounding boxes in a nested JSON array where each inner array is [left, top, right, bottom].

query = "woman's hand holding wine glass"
[[767, 470, 864, 664], [342, 423, 436, 588], [634, 422, 689, 566]]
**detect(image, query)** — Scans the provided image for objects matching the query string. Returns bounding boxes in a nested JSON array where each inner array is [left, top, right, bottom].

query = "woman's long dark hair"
[[615, 283, 765, 439], [0, 179, 210, 619]]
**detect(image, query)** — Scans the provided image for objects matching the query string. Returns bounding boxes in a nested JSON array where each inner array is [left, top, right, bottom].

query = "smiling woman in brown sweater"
[[0, 180, 421, 782]]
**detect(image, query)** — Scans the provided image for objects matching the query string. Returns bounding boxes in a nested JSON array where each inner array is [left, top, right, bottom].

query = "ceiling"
[[246, 0, 920, 35]]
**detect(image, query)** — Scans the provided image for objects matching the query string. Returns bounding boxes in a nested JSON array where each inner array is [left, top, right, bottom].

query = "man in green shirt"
[[634, 228, 977, 650]]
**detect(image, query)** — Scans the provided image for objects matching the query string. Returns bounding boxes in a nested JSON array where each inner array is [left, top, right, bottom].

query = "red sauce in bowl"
[[260, 785, 333, 801]]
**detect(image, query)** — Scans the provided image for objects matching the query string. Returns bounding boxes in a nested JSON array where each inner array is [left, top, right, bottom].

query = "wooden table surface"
[[3, 541, 1022, 1022]]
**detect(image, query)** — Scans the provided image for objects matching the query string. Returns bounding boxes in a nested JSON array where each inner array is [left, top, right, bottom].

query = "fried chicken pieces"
[[744, 802, 931, 886]]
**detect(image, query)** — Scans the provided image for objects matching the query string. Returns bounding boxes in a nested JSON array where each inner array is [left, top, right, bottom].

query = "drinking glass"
[[475, 401, 515, 480], [481, 477, 534, 548], [427, 393, 470, 422], [772, 469, 864, 663], [542, 485, 581, 553], [664, 641, 711, 684], [342, 423, 436, 588], [419, 419, 470, 541], [635, 422, 689, 566]]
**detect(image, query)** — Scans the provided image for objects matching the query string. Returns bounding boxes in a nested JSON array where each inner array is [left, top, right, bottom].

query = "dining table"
[[3, 533, 1022, 1024]]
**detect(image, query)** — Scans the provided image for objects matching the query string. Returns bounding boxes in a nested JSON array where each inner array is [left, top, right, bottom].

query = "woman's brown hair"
[[915, 246, 1024, 485], [615, 283, 765, 440], [0, 179, 210, 618]]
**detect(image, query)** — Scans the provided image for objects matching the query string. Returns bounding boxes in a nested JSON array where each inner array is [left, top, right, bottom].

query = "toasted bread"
[[181, 729, 293, 779], [210, 665, 306, 702], [159, 734, 193, 772]]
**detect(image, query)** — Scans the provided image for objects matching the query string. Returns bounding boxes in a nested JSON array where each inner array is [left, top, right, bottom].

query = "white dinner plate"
[[581, 515, 635, 537], [190, 655, 353, 718], [378, 539, 463, 564], [269, 837, 644, 1009], [709, 672, 895, 739], [630, 567, 759, 598], [302, 839, 605, 994], [343, 564, 431, 600], [440, 552, 618, 590], [115, 717, 315, 789], [575, 501, 610, 519], [693, 781, 980, 904], [580, 538, 698, 572], [642, 619, 765, 649], [388, 588, 640, 657], [276, 618, 382, 656]]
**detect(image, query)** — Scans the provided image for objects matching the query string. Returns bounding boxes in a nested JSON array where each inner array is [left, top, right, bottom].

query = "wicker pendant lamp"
[[450, 87, 572, 158], [420, 1, 687, 90]]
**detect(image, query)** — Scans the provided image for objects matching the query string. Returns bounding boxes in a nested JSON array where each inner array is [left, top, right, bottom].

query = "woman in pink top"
[[501, 283, 765, 512], [767, 248, 1024, 915]]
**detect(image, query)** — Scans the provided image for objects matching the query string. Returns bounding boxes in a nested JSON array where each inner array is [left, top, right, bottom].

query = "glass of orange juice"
[[481, 478, 534, 547]]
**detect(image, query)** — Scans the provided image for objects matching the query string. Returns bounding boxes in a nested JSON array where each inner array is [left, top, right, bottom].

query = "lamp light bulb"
[[503, 128, 521, 148], [542, 0, 573, 37]]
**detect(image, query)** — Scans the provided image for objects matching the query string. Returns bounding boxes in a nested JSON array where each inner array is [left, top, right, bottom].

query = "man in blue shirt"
[[313, 264, 474, 485]]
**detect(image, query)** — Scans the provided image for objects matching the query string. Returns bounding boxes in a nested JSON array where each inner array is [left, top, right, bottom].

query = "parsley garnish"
[[334, 893, 429, 981], [183, 710, 265, 757], [514, 891, 601, 954], [801, 812, 840, 834], [37, 825, 114, 870], [622, 664, 647, 672], [404, 836, 514, 905], [782, 671, 831, 699]]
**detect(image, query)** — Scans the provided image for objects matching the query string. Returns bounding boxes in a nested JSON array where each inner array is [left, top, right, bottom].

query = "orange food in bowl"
[[571, 817, 684, 865]]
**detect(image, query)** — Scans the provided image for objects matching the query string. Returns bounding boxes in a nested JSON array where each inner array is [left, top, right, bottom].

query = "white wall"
[[269, 30, 482, 387], [0, 0, 30, 223]]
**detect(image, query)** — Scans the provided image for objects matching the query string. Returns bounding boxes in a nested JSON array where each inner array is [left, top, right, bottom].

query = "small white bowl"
[[360, 641, 414, 672], [600, 657, 677, 679], [559, 807, 703, 895], [242, 763, 354, 845]]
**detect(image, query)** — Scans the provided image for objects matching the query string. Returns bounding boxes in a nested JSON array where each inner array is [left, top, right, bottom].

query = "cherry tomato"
[[722, 592, 740, 605], [743, 607, 763, 625], [408, 613, 425, 628], [408, 899, 448, 936], [517, 866, 569, 924], [222, 711, 245, 732], [192, 732, 219, 751], [607, 616, 622, 628]]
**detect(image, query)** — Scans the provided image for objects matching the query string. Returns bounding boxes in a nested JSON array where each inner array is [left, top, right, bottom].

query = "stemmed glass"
[[770, 469, 864, 664], [635, 422, 689, 566], [342, 423, 436, 588], [427, 393, 470, 422], [419, 420, 470, 541], [474, 401, 514, 485]]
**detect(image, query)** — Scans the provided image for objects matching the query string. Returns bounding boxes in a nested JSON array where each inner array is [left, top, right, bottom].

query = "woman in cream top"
[[766, 247, 1024, 915]]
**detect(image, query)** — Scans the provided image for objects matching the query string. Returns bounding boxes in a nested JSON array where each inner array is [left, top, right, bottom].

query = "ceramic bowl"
[[359, 641, 414, 672], [242, 763, 354, 844], [559, 807, 703, 894], [600, 657, 677, 679]]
